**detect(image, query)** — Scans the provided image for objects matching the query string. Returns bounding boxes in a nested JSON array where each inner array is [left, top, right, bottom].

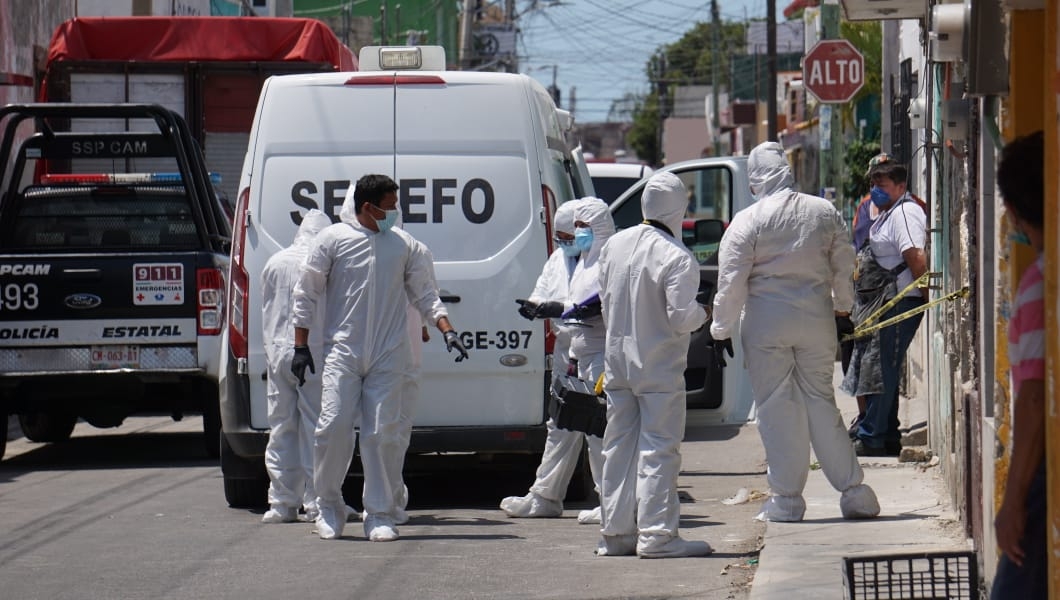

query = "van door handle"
[[439, 295, 461, 303]]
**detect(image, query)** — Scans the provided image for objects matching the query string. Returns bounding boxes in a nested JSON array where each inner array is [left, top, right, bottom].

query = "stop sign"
[[802, 39, 865, 103]]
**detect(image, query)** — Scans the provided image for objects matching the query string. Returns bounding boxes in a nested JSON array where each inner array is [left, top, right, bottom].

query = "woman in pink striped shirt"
[[991, 130, 1046, 600]]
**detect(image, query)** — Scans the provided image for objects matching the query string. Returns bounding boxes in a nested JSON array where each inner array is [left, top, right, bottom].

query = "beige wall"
[[662, 117, 711, 165]]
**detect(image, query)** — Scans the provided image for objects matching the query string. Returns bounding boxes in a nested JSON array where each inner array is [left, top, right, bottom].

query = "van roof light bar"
[[358, 45, 446, 72]]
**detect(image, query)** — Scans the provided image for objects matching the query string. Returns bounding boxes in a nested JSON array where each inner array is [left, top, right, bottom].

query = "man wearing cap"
[[842, 154, 929, 442], [841, 159, 929, 457], [850, 153, 927, 250]]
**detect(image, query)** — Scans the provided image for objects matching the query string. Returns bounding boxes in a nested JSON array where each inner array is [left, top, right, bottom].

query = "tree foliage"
[[842, 138, 881, 201], [627, 20, 747, 166], [838, 21, 882, 131]]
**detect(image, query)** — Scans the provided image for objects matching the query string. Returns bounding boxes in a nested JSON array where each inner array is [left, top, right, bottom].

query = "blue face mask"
[[574, 227, 594, 253], [869, 186, 892, 209], [1009, 230, 1031, 246], [376, 208, 400, 232], [556, 237, 581, 257]]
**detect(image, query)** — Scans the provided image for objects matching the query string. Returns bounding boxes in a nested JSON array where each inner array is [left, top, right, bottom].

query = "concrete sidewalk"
[[749, 365, 972, 599]]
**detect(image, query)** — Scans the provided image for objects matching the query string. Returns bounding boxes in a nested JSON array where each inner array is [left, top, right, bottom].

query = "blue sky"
[[517, 0, 771, 123]]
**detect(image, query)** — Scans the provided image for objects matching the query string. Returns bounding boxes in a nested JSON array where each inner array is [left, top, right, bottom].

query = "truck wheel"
[[18, 411, 78, 443], [221, 434, 268, 508]]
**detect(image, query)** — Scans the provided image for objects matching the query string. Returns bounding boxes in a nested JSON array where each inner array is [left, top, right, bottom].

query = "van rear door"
[[393, 75, 548, 429]]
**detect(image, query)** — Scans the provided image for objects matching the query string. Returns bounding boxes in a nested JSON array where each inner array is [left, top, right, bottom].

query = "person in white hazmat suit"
[[337, 197, 432, 527], [501, 198, 614, 524], [291, 174, 469, 542], [596, 172, 713, 559], [260, 209, 333, 524], [709, 141, 880, 523]]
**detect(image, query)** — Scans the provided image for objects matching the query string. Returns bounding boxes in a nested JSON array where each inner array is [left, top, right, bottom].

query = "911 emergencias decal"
[[133, 263, 185, 305]]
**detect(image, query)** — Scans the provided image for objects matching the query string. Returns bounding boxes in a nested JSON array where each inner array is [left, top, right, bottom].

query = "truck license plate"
[[90, 345, 140, 369]]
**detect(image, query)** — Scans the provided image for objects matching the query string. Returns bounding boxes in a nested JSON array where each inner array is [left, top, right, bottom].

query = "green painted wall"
[[293, 0, 459, 54]]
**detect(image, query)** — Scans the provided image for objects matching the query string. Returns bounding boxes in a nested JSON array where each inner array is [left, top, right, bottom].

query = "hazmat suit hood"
[[641, 172, 687, 236], [575, 196, 615, 240], [747, 141, 795, 199], [339, 184, 358, 224], [574, 197, 615, 260], [554, 199, 579, 236], [567, 196, 614, 307], [293, 209, 333, 248]]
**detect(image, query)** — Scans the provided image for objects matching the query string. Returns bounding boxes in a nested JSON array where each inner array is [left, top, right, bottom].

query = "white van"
[[586, 161, 654, 204], [218, 46, 594, 507]]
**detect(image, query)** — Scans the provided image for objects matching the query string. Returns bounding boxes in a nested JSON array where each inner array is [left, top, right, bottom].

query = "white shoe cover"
[[577, 506, 602, 525], [361, 507, 408, 525], [594, 534, 637, 556], [364, 513, 399, 542], [261, 506, 298, 524], [754, 494, 806, 522], [316, 505, 344, 540], [840, 484, 880, 519], [637, 535, 714, 559], [499, 492, 563, 518]]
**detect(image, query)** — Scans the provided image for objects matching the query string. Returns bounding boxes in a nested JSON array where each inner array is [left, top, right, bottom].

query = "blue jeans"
[[856, 296, 924, 448], [991, 462, 1047, 599]]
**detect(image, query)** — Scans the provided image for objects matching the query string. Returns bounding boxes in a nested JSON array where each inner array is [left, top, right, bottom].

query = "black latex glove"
[[835, 315, 855, 341], [444, 330, 469, 362], [515, 299, 539, 321], [534, 301, 564, 319], [711, 338, 734, 369], [291, 345, 315, 387], [567, 300, 602, 320]]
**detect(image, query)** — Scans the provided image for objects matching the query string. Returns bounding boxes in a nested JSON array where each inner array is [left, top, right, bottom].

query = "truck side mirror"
[[685, 218, 725, 265], [694, 219, 725, 246]]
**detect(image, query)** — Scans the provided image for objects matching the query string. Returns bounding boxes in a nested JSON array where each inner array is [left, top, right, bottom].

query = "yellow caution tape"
[[594, 372, 606, 396], [842, 283, 970, 342], [855, 271, 933, 330]]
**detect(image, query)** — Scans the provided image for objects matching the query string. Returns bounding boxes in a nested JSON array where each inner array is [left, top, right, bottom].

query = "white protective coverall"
[[388, 302, 425, 524], [500, 198, 616, 523], [710, 141, 879, 522], [261, 209, 333, 521], [293, 194, 447, 538], [597, 172, 712, 558], [501, 200, 580, 517], [340, 203, 428, 526]]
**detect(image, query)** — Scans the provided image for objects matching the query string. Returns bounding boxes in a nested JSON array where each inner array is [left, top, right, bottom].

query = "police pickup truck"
[[0, 104, 231, 461]]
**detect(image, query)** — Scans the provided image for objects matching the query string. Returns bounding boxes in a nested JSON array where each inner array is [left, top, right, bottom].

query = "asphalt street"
[[0, 414, 768, 600]]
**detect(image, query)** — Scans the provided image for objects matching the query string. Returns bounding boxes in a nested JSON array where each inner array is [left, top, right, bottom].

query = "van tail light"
[[344, 74, 446, 85], [541, 184, 557, 355], [228, 187, 250, 359], [541, 184, 556, 256], [196, 268, 224, 335]]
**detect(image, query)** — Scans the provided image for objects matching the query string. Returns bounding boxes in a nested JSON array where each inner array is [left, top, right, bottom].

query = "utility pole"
[[766, 0, 777, 140], [505, 0, 517, 73], [818, 0, 843, 205], [653, 52, 668, 167], [459, 0, 475, 69], [549, 65, 561, 106], [711, 0, 721, 156]]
